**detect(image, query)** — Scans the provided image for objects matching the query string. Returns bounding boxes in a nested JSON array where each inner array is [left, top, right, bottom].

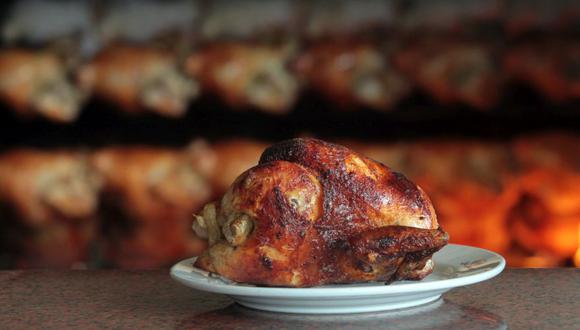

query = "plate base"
[[235, 293, 442, 314]]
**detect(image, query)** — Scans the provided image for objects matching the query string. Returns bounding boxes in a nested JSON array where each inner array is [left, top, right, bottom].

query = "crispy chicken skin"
[[193, 138, 448, 287], [79, 45, 197, 117], [0, 49, 84, 122], [295, 41, 409, 111], [186, 42, 298, 114]]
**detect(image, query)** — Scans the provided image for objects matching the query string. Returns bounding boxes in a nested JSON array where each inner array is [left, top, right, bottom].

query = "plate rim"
[[170, 243, 505, 297]]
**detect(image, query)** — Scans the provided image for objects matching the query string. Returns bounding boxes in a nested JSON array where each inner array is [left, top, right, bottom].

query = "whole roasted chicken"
[[186, 42, 298, 114], [504, 38, 580, 102], [92, 142, 214, 268], [295, 41, 409, 111], [0, 149, 101, 268], [394, 38, 501, 110], [193, 138, 448, 287], [0, 49, 85, 122], [79, 45, 197, 117]]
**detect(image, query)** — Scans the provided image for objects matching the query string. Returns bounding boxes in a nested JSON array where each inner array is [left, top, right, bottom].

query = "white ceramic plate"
[[170, 244, 505, 314]]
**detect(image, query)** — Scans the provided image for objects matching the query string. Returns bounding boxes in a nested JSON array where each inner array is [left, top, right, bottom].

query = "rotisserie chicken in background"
[[394, 38, 501, 110], [295, 41, 410, 111], [509, 133, 580, 264], [504, 38, 580, 102], [79, 45, 197, 117], [186, 42, 298, 114], [0, 150, 101, 268], [404, 142, 519, 253], [192, 138, 448, 287], [92, 142, 214, 269], [0, 49, 86, 122], [209, 139, 269, 195]]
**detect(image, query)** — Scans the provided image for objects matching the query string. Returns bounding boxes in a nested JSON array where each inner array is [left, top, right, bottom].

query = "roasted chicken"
[[295, 41, 409, 111], [0, 149, 101, 268], [509, 133, 580, 260], [0, 49, 85, 122], [92, 143, 214, 268], [79, 45, 197, 117], [186, 42, 298, 114], [404, 142, 518, 253], [193, 138, 448, 287], [0, 149, 101, 227], [504, 38, 580, 102], [394, 38, 501, 110]]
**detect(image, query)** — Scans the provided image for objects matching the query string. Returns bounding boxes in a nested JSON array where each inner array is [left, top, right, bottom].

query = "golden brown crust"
[[194, 138, 447, 287]]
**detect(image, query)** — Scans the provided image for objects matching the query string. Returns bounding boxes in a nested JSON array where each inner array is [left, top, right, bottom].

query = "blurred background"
[[0, 0, 578, 270]]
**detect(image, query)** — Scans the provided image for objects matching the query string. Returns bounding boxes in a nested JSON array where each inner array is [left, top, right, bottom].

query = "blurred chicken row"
[[2, 37, 578, 122], [0, 133, 578, 269], [0, 0, 578, 122]]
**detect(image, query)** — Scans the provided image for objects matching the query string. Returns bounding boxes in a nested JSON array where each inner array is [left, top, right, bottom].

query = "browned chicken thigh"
[[186, 42, 298, 114], [80, 45, 197, 117], [0, 49, 85, 122], [193, 138, 448, 287]]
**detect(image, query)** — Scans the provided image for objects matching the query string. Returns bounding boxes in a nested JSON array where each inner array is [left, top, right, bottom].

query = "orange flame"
[[574, 223, 580, 268]]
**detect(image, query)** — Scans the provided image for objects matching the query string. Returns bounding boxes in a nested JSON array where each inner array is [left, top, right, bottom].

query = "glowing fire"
[[574, 223, 580, 268]]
